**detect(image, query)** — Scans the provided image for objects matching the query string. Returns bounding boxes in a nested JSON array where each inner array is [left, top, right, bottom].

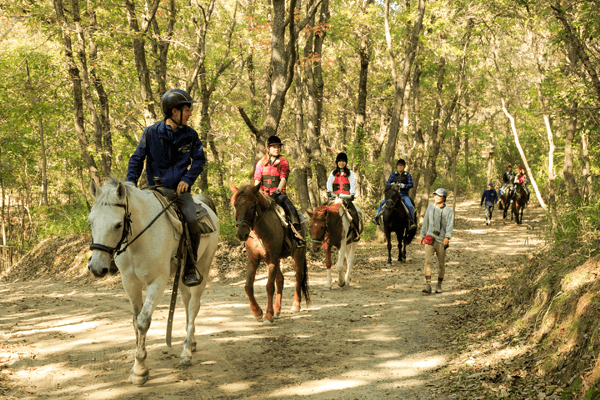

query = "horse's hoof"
[[180, 357, 192, 366], [386, 263, 392, 268], [337, 280, 346, 288], [254, 310, 263, 322], [274, 312, 281, 319], [129, 371, 149, 386], [291, 306, 300, 314], [262, 319, 274, 326]]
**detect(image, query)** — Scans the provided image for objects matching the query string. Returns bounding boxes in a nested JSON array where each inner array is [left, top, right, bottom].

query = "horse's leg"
[[337, 240, 347, 287], [244, 255, 263, 322], [125, 274, 168, 385], [345, 242, 357, 285], [179, 282, 207, 366], [385, 228, 393, 267], [323, 242, 333, 289], [262, 259, 279, 326], [121, 276, 146, 384], [291, 250, 307, 313], [274, 266, 284, 318], [397, 229, 403, 262]]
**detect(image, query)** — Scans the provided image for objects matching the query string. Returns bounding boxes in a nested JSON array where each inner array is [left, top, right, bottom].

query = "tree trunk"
[[382, 0, 426, 179], [39, 117, 48, 207], [580, 132, 591, 199], [293, 67, 312, 212], [124, 0, 161, 126], [409, 57, 424, 200], [500, 98, 547, 210], [150, 0, 176, 97], [0, 147, 5, 246], [563, 104, 581, 203], [53, 0, 101, 185]]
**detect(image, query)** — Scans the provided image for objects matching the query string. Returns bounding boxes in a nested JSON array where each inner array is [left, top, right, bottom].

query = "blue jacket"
[[480, 189, 498, 207], [126, 120, 206, 189], [386, 171, 413, 197]]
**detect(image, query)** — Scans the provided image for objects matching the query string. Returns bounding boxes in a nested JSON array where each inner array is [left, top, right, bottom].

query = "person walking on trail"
[[373, 159, 417, 231], [326, 152, 361, 241], [419, 188, 454, 294], [126, 88, 212, 288], [480, 182, 499, 225], [254, 135, 307, 247]]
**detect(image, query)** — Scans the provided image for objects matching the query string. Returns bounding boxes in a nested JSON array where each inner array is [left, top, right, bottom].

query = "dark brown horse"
[[229, 183, 310, 325], [307, 200, 364, 289], [511, 181, 528, 224]]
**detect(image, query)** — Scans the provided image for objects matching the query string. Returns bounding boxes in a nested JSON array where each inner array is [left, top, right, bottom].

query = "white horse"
[[87, 177, 219, 385], [307, 199, 364, 289]]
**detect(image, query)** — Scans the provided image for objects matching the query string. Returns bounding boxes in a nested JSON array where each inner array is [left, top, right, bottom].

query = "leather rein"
[[89, 195, 180, 257]]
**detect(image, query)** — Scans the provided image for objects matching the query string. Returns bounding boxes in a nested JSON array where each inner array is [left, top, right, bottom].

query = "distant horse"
[[499, 184, 514, 220], [382, 183, 416, 266], [229, 182, 310, 326], [307, 199, 364, 289], [87, 178, 219, 385], [511, 181, 528, 224]]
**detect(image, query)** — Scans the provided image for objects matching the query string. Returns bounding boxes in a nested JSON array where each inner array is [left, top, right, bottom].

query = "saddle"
[[272, 204, 303, 254]]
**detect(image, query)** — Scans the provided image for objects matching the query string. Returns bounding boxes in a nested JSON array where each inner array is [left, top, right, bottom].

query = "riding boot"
[[293, 223, 306, 248], [373, 205, 385, 225], [182, 223, 204, 287]]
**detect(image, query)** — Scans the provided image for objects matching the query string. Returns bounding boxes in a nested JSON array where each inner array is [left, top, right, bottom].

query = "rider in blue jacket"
[[373, 159, 417, 231], [126, 89, 210, 287]]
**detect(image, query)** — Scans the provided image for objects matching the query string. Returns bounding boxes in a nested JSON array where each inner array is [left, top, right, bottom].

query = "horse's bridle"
[[89, 195, 180, 257], [89, 200, 132, 257], [235, 196, 271, 232], [310, 215, 328, 245]]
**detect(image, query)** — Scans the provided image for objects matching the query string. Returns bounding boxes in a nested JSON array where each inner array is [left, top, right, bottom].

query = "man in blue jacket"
[[373, 159, 417, 231], [126, 89, 210, 287]]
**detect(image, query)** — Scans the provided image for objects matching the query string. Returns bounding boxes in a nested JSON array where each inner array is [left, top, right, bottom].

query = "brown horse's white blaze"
[[307, 199, 363, 289], [229, 182, 310, 326]]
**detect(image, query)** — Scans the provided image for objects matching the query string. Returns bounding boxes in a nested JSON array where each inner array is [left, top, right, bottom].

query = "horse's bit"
[[310, 217, 328, 245]]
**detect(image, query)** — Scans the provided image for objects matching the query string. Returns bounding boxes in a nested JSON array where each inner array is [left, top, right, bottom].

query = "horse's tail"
[[405, 223, 417, 244], [196, 193, 217, 216], [301, 256, 311, 306]]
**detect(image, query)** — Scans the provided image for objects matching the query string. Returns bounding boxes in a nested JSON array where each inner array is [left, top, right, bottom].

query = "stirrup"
[[182, 266, 203, 287]]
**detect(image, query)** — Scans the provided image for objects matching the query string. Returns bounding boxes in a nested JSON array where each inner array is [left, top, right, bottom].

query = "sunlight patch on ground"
[[14, 320, 101, 336], [218, 381, 254, 392], [379, 355, 446, 370], [268, 378, 367, 397]]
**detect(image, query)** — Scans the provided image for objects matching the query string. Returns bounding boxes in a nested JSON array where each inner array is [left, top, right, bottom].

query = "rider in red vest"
[[326, 152, 360, 241], [254, 135, 306, 247]]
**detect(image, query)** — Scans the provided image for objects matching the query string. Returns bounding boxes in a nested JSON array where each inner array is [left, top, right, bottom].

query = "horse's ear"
[[228, 181, 238, 193], [116, 182, 126, 200], [251, 183, 261, 193], [90, 179, 101, 199], [306, 210, 314, 218]]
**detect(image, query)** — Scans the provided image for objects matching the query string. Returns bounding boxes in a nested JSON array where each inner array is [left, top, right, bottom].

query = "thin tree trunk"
[[580, 132, 591, 199], [0, 147, 5, 246], [124, 0, 161, 126], [150, 0, 176, 97], [39, 117, 48, 206], [383, 0, 426, 179], [500, 99, 547, 211], [563, 103, 581, 203], [53, 0, 101, 185]]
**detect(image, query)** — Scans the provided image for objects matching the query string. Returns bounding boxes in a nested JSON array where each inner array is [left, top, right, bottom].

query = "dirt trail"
[[0, 200, 545, 399]]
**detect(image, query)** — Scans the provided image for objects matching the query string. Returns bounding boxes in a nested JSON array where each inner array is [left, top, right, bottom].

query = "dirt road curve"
[[0, 200, 544, 399]]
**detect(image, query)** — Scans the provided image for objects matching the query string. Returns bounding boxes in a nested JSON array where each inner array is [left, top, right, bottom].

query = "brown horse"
[[307, 200, 364, 289], [229, 183, 310, 326]]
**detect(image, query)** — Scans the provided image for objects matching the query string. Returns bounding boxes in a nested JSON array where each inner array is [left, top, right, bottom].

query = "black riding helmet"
[[161, 89, 197, 127], [335, 152, 348, 163], [266, 135, 283, 147]]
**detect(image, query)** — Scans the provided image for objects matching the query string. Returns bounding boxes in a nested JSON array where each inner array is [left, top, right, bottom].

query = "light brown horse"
[[229, 182, 310, 325], [307, 199, 364, 289]]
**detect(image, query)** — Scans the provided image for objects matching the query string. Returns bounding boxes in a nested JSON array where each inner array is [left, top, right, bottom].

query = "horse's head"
[[229, 182, 267, 242], [306, 207, 328, 252], [87, 178, 131, 278], [384, 183, 400, 209]]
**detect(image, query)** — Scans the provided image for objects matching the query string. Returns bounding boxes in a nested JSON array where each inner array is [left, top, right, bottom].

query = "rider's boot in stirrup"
[[183, 224, 204, 287]]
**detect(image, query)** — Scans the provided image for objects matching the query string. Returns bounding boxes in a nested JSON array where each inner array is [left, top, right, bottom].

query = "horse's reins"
[[235, 194, 273, 231], [89, 195, 181, 257]]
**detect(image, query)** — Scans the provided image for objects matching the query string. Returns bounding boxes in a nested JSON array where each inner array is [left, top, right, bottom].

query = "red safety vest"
[[332, 171, 351, 195], [260, 157, 286, 195]]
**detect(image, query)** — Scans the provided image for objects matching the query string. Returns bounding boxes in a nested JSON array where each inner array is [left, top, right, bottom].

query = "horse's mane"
[[230, 184, 273, 209], [313, 202, 342, 219], [96, 175, 136, 206]]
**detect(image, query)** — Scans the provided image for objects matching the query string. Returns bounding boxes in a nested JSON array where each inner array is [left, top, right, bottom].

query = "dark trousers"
[[272, 194, 300, 225]]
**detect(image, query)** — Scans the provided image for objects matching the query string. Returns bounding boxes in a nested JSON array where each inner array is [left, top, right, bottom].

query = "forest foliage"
[[0, 0, 598, 255]]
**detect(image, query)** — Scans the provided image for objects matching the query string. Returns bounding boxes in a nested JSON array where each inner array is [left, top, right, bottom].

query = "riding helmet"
[[396, 159, 406, 166], [266, 135, 283, 147], [488, 182, 494, 186], [160, 89, 197, 117], [336, 152, 348, 163], [432, 188, 448, 198], [518, 166, 525, 172]]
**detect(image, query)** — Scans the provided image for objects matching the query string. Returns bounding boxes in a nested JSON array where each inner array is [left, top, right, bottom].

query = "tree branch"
[[238, 107, 260, 138]]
